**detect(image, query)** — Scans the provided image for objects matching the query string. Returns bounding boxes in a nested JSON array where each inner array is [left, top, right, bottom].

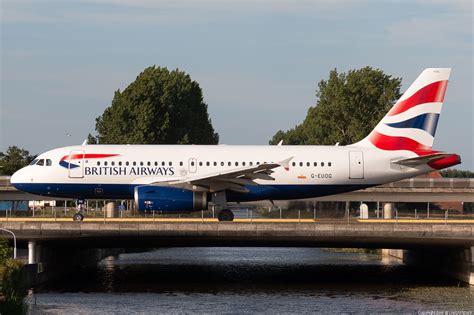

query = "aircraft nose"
[[10, 170, 20, 186], [10, 168, 26, 187]]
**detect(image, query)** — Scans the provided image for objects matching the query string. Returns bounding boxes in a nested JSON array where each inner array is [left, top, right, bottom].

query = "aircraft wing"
[[392, 153, 455, 167], [153, 157, 293, 193]]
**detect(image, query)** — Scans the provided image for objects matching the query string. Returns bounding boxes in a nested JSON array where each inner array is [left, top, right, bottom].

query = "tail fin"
[[356, 68, 451, 154]]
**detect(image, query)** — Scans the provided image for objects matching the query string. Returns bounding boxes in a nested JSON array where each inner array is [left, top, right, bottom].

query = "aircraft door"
[[68, 150, 85, 178], [188, 158, 197, 173], [349, 151, 364, 179]]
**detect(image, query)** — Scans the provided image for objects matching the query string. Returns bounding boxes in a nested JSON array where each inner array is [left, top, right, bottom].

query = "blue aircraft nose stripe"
[[59, 160, 79, 169], [386, 113, 440, 137]]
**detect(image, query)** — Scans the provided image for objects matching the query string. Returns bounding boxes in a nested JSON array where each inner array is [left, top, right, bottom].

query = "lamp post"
[[0, 228, 17, 259]]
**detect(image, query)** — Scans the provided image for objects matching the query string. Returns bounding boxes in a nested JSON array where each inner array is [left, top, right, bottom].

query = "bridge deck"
[[1, 220, 473, 249]]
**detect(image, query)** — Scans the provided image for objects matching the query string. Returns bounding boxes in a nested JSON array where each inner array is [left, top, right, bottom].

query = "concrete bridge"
[[1, 220, 473, 285]]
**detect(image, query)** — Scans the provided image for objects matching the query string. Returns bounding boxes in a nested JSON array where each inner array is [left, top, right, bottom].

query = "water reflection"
[[29, 248, 474, 314]]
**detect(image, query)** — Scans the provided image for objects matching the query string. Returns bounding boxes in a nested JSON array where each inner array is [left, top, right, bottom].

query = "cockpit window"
[[30, 159, 38, 166], [46, 159, 52, 166], [36, 159, 45, 166]]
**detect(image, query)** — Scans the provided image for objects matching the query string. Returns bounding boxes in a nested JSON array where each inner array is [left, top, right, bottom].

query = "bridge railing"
[[0, 204, 473, 222]]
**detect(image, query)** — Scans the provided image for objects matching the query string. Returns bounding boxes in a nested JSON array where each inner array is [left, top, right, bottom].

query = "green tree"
[[86, 133, 98, 144], [440, 169, 474, 178], [0, 146, 36, 175], [92, 66, 219, 144], [270, 67, 402, 145]]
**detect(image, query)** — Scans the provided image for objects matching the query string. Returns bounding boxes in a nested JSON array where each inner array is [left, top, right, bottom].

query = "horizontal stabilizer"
[[393, 153, 455, 167]]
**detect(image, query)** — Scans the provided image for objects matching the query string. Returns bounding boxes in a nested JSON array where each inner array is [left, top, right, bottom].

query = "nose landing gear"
[[73, 199, 85, 222], [73, 213, 84, 221]]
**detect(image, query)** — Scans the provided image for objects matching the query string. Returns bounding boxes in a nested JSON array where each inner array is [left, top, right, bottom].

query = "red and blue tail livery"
[[358, 68, 452, 155]]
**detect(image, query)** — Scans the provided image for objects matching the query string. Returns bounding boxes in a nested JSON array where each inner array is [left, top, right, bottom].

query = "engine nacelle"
[[134, 185, 208, 213]]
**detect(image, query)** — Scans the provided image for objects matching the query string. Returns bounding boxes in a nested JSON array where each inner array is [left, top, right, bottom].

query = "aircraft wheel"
[[217, 209, 234, 222], [73, 213, 84, 222]]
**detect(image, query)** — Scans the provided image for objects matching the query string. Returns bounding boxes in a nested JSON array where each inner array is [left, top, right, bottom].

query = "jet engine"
[[134, 185, 208, 213]]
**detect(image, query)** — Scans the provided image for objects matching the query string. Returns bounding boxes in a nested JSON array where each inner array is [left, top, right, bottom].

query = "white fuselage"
[[11, 144, 430, 202]]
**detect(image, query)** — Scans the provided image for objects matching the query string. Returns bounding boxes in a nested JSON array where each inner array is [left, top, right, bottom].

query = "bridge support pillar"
[[106, 202, 117, 218], [383, 203, 393, 219], [28, 241, 36, 264]]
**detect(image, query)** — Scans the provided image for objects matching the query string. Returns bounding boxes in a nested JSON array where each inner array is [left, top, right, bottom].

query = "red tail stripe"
[[369, 131, 431, 152], [428, 154, 461, 170], [387, 80, 448, 116], [60, 154, 119, 161]]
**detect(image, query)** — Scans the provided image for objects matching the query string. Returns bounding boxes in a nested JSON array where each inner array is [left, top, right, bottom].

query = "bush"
[[0, 259, 26, 314], [0, 238, 13, 265]]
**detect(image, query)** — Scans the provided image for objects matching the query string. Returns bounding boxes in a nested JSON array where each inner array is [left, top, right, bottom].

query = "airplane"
[[11, 68, 460, 221]]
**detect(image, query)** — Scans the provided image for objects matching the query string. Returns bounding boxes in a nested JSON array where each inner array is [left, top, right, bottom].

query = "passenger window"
[[292, 162, 296, 167], [221, 162, 224, 166], [249, 162, 253, 166], [126, 161, 130, 166], [257, 162, 260, 165], [228, 162, 231, 166], [306, 162, 310, 167], [111, 161, 115, 166], [199, 162, 203, 166], [314, 162, 317, 167], [191, 161, 195, 166], [37, 159, 45, 166], [104, 161, 108, 166], [235, 162, 239, 166], [328, 162, 332, 167], [154, 161, 158, 166], [206, 161, 210, 166], [147, 161, 151, 166], [321, 162, 325, 167], [179, 161, 183, 166], [169, 161, 172, 166], [162, 161, 165, 166], [133, 162, 136, 166], [140, 162, 144, 166], [242, 162, 246, 166], [299, 162, 303, 167], [46, 159, 52, 166], [119, 161, 122, 166], [97, 161, 101, 166]]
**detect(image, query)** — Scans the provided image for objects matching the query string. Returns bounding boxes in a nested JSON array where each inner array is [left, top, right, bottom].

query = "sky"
[[1, 0, 473, 170]]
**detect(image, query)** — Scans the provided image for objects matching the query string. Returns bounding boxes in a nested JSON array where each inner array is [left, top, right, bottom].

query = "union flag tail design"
[[356, 68, 451, 155]]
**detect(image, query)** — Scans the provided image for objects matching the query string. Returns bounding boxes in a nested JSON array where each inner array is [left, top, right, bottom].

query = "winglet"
[[279, 156, 294, 171], [81, 138, 88, 146], [277, 140, 283, 146]]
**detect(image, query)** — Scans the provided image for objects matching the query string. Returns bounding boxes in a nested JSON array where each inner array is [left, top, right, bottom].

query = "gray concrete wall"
[[382, 247, 474, 285], [1, 222, 473, 249]]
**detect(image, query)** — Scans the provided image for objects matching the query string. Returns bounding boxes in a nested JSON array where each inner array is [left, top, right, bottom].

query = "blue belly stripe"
[[12, 183, 372, 206]]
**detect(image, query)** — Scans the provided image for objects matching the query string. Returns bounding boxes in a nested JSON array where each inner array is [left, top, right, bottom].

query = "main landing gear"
[[217, 209, 234, 222], [212, 191, 234, 222], [73, 199, 85, 222]]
